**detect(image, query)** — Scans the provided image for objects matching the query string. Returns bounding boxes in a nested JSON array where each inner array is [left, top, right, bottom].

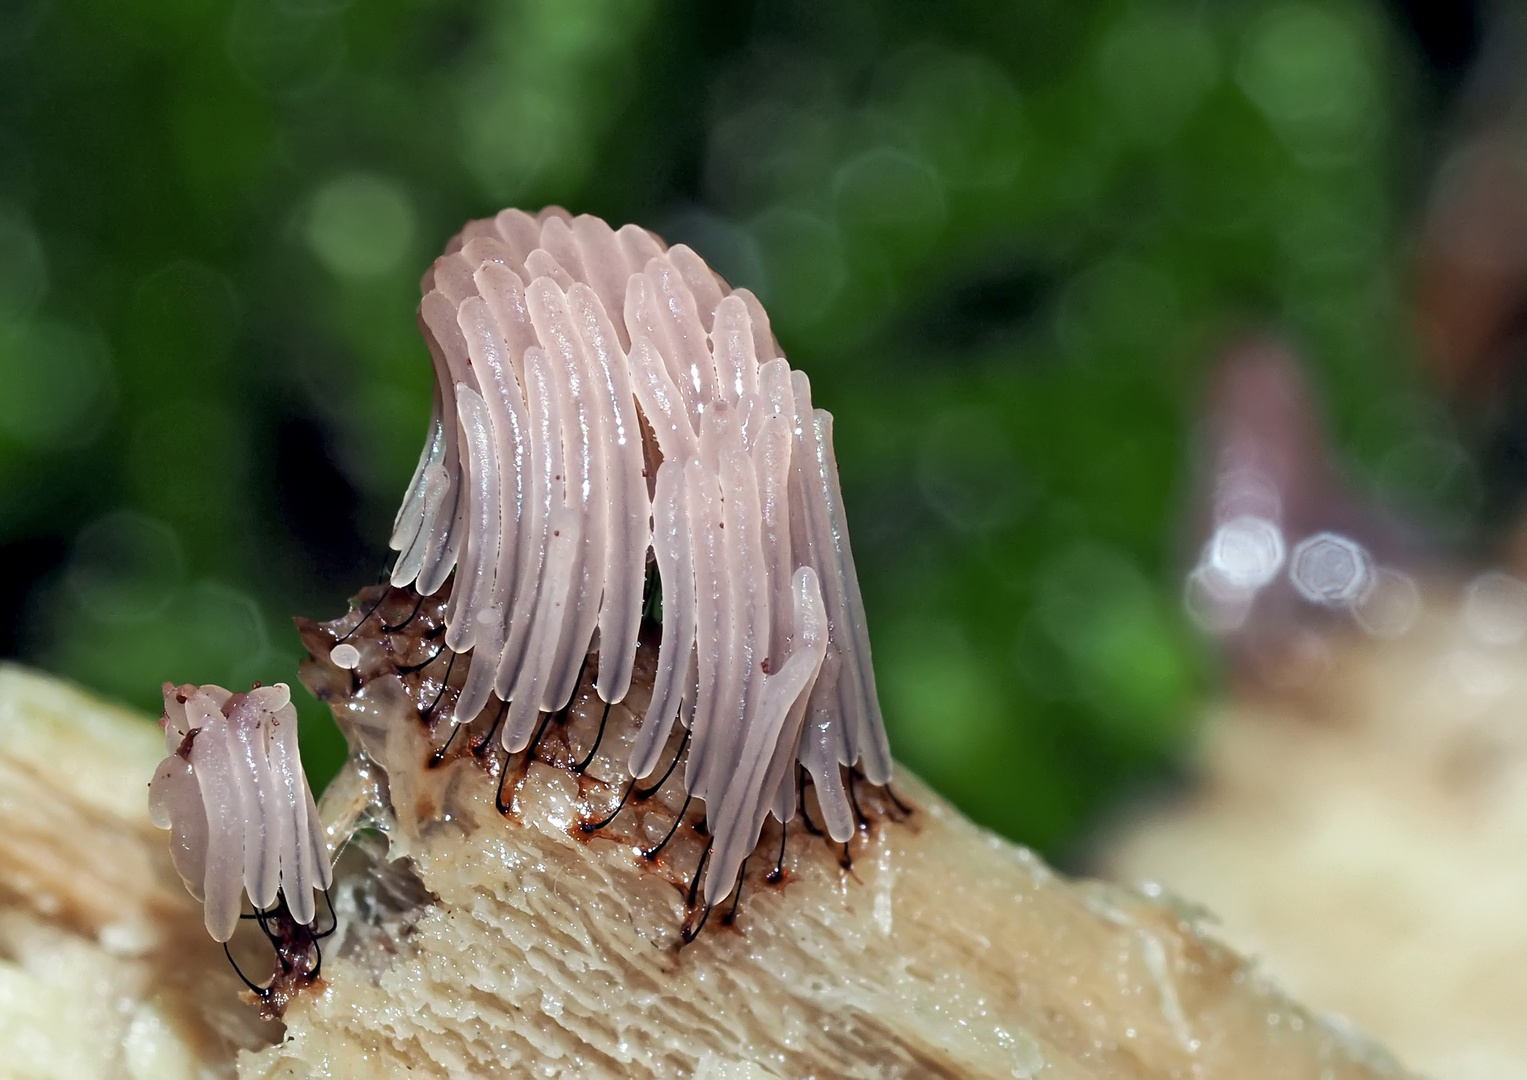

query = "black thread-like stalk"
[[847, 766, 868, 830], [680, 903, 712, 945], [398, 642, 447, 675], [686, 843, 711, 909], [525, 709, 556, 760], [224, 941, 269, 998], [472, 698, 509, 757], [635, 727, 690, 800], [721, 856, 748, 925], [490, 709, 560, 814], [641, 565, 661, 623], [797, 764, 821, 836], [429, 718, 465, 767], [581, 777, 635, 832], [313, 889, 337, 940], [573, 700, 613, 773], [767, 819, 788, 884], [337, 590, 390, 643], [382, 591, 427, 633], [494, 745, 518, 815], [641, 791, 693, 860], [421, 650, 459, 722]]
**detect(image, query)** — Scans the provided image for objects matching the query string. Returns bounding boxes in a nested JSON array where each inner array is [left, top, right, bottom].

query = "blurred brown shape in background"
[[1099, 16, 1527, 1076]]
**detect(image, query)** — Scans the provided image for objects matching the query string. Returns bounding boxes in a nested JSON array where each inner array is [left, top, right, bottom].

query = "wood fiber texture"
[[0, 657, 1411, 1079]]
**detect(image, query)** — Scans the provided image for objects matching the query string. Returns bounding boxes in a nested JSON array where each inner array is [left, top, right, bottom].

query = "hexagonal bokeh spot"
[[1207, 515, 1285, 590], [1289, 531, 1371, 607]]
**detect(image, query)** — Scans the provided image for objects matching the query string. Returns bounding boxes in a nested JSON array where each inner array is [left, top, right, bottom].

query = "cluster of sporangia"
[[149, 209, 906, 1010]]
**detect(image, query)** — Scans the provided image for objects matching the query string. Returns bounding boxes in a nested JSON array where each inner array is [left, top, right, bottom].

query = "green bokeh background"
[[0, 0, 1475, 862]]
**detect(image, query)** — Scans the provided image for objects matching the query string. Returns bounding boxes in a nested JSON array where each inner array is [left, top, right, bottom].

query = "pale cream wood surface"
[[0, 662, 1410, 1079]]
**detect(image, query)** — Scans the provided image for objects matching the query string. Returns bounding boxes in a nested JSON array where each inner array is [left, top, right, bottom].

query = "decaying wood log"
[[0, 664, 275, 1080], [0, 644, 1412, 1079]]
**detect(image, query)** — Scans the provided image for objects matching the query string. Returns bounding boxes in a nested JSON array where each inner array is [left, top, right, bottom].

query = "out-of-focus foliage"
[[0, 0, 1465, 857]]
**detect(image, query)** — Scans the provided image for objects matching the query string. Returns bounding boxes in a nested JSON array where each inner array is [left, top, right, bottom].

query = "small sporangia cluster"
[[147, 681, 335, 1014]]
